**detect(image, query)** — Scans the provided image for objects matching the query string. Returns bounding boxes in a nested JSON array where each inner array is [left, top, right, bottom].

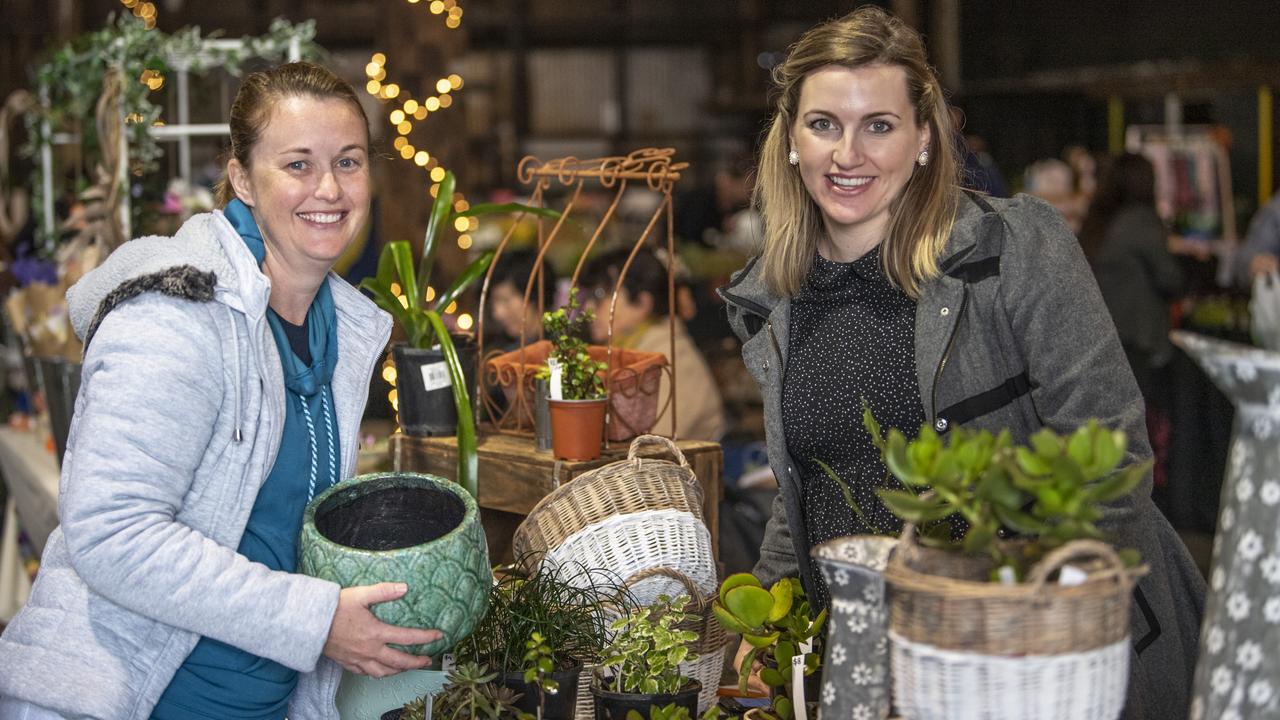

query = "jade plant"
[[537, 287, 608, 400], [598, 594, 699, 695], [862, 407, 1148, 578], [710, 574, 825, 720], [360, 170, 559, 496]]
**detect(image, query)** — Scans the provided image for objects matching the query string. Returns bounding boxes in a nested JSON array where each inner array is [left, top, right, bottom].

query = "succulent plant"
[[711, 574, 825, 720]]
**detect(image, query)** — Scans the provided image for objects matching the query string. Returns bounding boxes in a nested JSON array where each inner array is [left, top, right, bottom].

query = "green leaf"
[[1029, 429, 1063, 458], [725, 586, 774, 628], [1086, 462, 1151, 503], [773, 696, 793, 720], [423, 312, 477, 498], [877, 489, 955, 524], [719, 573, 763, 606], [767, 579, 793, 623], [456, 201, 562, 221], [1066, 425, 1095, 468], [432, 249, 495, 314], [993, 504, 1048, 534], [862, 402, 883, 449], [743, 631, 780, 648], [961, 523, 996, 555], [1015, 446, 1051, 476], [759, 667, 787, 688], [417, 170, 457, 293], [388, 240, 420, 314]]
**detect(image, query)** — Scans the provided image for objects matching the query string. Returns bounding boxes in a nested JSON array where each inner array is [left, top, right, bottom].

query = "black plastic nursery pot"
[[502, 667, 583, 720], [393, 338, 477, 437], [590, 677, 701, 720], [379, 709, 402, 720]]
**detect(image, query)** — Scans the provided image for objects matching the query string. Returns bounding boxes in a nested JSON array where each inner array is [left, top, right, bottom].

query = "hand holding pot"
[[733, 637, 770, 695], [323, 582, 444, 677]]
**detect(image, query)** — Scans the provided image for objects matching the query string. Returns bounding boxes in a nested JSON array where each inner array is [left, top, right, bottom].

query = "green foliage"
[[455, 561, 624, 675], [359, 170, 556, 497], [22, 14, 319, 253], [623, 702, 726, 720], [710, 575, 824, 720], [600, 594, 700, 695], [537, 288, 608, 400], [425, 661, 533, 720], [863, 407, 1149, 578], [522, 630, 559, 719]]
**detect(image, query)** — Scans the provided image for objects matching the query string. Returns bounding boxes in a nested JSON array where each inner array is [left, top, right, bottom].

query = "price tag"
[[420, 361, 451, 392], [440, 652, 455, 672], [547, 358, 564, 400], [791, 653, 807, 720]]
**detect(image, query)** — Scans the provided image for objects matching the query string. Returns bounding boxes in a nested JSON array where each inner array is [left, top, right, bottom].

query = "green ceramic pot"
[[299, 472, 490, 656]]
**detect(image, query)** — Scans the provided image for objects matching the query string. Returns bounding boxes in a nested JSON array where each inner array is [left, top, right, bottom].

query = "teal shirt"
[[152, 201, 341, 720]]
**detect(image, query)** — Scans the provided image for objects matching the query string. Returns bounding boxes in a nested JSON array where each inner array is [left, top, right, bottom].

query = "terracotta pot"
[[548, 396, 608, 460]]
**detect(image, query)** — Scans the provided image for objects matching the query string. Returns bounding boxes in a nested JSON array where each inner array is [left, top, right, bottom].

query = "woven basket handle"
[[623, 566, 705, 607], [627, 434, 689, 469], [1025, 539, 1140, 592]]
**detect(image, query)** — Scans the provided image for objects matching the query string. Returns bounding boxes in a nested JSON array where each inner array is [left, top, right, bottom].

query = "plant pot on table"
[[548, 395, 609, 461], [590, 675, 701, 720], [393, 337, 477, 437], [298, 471, 491, 656], [486, 340, 666, 441]]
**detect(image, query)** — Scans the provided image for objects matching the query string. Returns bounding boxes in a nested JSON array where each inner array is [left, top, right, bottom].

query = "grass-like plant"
[[455, 559, 626, 674]]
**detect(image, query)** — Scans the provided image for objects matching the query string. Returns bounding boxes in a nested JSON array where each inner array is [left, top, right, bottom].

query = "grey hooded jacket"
[[719, 192, 1206, 720], [0, 210, 392, 719]]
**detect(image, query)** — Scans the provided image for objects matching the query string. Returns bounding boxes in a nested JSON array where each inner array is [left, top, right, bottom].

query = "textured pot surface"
[[299, 472, 490, 656], [1172, 332, 1280, 720]]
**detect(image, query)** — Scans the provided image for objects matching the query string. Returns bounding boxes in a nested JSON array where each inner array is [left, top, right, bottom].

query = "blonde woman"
[[718, 7, 1203, 718]]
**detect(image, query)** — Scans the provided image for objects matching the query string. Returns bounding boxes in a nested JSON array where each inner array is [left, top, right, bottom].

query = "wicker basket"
[[884, 529, 1146, 720], [485, 340, 667, 441], [512, 435, 704, 562]]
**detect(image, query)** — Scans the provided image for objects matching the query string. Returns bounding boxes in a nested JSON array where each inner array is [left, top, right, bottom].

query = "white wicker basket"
[[542, 508, 717, 605], [890, 631, 1130, 720]]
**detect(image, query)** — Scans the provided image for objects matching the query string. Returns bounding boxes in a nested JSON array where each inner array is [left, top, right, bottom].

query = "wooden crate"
[[390, 433, 722, 565]]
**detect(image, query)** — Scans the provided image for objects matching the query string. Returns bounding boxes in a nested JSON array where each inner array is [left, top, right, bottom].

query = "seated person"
[[488, 247, 557, 349], [581, 247, 726, 442]]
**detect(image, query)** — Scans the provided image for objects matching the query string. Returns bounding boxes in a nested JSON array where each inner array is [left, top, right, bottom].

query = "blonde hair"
[[214, 62, 370, 207], [755, 6, 960, 299]]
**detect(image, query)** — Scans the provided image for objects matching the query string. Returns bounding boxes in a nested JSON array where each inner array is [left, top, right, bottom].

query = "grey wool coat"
[[719, 192, 1206, 720]]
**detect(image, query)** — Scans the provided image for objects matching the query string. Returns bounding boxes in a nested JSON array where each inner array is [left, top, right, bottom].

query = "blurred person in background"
[[1232, 188, 1280, 286], [581, 246, 726, 441]]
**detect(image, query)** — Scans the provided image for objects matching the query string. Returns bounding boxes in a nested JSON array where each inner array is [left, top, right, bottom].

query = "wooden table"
[[390, 433, 723, 565]]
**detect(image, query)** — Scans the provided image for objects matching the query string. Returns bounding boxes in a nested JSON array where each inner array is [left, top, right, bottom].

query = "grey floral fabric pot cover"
[[811, 535, 898, 720], [299, 471, 490, 657], [1172, 332, 1280, 718]]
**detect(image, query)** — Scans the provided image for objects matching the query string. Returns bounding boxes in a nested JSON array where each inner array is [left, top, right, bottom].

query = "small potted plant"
[[391, 661, 530, 720], [852, 410, 1149, 720], [592, 594, 702, 720], [710, 574, 825, 720], [538, 287, 610, 460], [455, 560, 622, 720], [360, 170, 559, 494]]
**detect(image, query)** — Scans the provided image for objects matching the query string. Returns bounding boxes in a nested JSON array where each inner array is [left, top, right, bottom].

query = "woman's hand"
[[734, 636, 770, 695], [323, 582, 443, 677]]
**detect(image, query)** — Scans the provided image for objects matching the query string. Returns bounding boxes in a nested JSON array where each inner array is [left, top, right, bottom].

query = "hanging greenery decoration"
[[20, 13, 321, 255]]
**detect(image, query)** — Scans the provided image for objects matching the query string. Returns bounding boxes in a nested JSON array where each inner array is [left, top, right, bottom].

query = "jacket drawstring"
[[299, 389, 338, 503], [226, 306, 243, 443]]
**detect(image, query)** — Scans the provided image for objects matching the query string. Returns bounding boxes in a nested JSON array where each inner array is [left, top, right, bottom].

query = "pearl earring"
[[917, 150, 930, 167], [788, 149, 799, 166]]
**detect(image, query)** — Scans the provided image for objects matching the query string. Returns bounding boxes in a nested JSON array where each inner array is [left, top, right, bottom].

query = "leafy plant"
[[537, 287, 608, 400], [710, 574, 825, 720], [599, 594, 699, 695], [415, 661, 532, 720], [359, 170, 559, 496], [455, 560, 625, 675], [522, 631, 559, 720], [863, 407, 1148, 577], [624, 702, 726, 720]]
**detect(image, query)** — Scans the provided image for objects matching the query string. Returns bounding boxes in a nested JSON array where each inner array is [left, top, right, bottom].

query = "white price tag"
[[547, 358, 564, 400], [1057, 564, 1088, 587], [420, 361, 451, 392], [440, 652, 455, 672], [791, 653, 807, 720]]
